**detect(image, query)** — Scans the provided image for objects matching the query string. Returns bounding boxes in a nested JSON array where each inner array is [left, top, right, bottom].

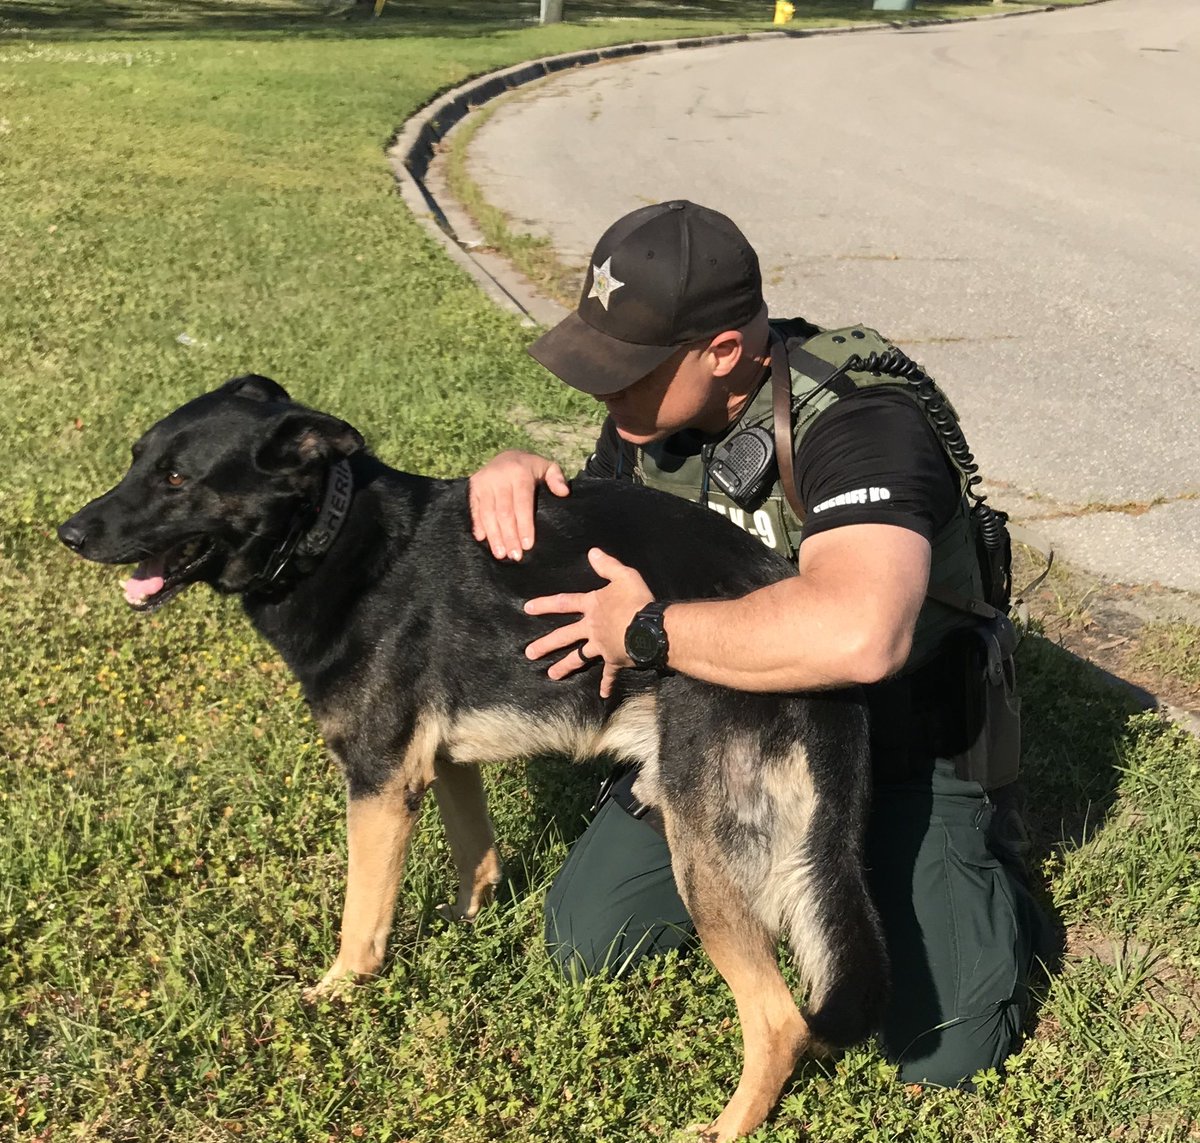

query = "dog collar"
[[255, 458, 355, 590], [297, 457, 354, 558]]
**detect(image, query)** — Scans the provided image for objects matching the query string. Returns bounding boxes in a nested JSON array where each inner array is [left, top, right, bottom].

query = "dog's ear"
[[256, 409, 365, 472], [222, 374, 291, 403]]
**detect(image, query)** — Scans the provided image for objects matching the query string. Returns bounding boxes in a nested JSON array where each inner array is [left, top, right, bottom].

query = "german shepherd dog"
[[59, 376, 888, 1141]]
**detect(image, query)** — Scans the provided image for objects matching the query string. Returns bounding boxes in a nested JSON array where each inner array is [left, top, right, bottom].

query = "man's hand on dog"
[[524, 548, 653, 698], [469, 449, 570, 561], [470, 454, 652, 695]]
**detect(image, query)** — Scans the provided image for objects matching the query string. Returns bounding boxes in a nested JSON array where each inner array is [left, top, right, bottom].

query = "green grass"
[[3, 1, 1198, 1140]]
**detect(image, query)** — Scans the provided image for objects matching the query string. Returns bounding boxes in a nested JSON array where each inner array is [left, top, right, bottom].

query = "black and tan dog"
[[59, 376, 888, 1141]]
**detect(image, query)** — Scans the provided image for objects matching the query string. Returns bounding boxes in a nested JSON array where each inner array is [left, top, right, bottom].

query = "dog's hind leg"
[[666, 819, 810, 1143], [432, 756, 502, 922]]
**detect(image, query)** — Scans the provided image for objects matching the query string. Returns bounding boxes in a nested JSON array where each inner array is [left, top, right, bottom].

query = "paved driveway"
[[465, 0, 1200, 592]]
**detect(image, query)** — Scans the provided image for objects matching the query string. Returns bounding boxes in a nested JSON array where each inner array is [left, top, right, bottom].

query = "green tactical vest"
[[633, 322, 986, 670]]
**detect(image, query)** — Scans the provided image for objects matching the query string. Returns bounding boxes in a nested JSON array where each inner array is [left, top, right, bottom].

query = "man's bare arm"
[[661, 524, 931, 691], [524, 523, 931, 696]]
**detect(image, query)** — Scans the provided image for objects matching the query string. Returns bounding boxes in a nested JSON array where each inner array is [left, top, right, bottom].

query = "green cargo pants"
[[543, 761, 1048, 1088]]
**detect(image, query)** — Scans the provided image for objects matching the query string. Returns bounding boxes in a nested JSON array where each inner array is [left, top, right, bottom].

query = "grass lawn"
[[2, 0, 1197, 1140]]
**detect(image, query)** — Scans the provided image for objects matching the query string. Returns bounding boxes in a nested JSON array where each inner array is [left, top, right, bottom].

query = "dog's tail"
[[750, 702, 890, 1050], [779, 811, 890, 1051]]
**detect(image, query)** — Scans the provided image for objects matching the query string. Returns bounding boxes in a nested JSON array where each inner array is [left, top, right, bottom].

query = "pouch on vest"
[[955, 614, 1021, 791]]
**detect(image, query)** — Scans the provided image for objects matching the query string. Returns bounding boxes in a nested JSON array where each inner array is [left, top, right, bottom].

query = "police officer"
[[468, 200, 1048, 1088]]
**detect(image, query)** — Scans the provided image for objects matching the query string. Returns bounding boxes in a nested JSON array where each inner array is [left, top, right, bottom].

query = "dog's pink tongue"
[[122, 558, 165, 605]]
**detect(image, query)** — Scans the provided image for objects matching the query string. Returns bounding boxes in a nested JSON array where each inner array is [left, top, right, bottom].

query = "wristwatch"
[[624, 601, 671, 672]]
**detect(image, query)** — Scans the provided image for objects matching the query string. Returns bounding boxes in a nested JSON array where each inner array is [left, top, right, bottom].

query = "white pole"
[[540, 0, 564, 24]]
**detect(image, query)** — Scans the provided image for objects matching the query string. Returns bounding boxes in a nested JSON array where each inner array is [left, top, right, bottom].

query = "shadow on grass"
[[1019, 633, 1150, 860], [1000, 634, 1150, 1021], [502, 753, 606, 904], [1, 0, 739, 41], [0, 0, 521, 40], [0, 0, 1008, 42]]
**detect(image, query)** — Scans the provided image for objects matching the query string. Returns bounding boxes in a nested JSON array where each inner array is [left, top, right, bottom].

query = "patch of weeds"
[[1133, 621, 1200, 689]]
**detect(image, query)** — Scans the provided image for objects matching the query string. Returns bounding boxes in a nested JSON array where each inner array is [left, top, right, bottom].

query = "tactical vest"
[[633, 322, 988, 670]]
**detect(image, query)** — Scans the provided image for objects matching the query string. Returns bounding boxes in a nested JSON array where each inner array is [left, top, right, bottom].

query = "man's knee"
[[543, 905, 680, 981], [891, 992, 1026, 1088], [543, 872, 630, 980]]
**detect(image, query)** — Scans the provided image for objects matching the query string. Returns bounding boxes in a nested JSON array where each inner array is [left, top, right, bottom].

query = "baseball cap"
[[528, 200, 764, 395]]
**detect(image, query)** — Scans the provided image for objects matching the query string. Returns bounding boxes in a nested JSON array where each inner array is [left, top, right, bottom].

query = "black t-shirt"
[[585, 386, 961, 544]]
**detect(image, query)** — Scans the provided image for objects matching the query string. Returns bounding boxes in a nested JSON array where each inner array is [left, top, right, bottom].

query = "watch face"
[[626, 620, 663, 666]]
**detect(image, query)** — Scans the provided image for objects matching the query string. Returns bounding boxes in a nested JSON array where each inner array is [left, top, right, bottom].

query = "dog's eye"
[[165, 471, 186, 488]]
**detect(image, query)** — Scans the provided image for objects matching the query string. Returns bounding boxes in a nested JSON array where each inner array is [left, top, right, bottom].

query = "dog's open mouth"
[[122, 540, 212, 612]]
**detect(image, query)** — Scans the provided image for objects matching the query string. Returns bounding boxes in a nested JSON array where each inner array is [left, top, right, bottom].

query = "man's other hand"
[[524, 548, 654, 698], [468, 450, 570, 561]]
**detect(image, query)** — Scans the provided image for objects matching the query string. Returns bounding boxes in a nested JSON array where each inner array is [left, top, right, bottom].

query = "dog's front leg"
[[432, 756, 502, 922], [305, 775, 426, 1000]]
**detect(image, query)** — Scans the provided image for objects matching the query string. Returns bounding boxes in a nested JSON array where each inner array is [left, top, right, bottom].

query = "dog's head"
[[58, 375, 364, 611]]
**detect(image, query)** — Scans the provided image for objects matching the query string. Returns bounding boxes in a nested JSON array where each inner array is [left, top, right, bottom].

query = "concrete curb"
[[384, 3, 1092, 324]]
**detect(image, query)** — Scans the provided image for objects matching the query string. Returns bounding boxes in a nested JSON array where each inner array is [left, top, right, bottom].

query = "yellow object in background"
[[773, 0, 795, 23], [373, 0, 387, 15]]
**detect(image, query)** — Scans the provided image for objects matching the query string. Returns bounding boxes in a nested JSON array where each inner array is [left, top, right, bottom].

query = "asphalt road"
[[463, 0, 1200, 593]]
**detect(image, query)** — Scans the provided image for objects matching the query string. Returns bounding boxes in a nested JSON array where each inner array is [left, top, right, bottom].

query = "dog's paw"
[[682, 1119, 754, 1143], [436, 870, 501, 924], [301, 979, 346, 1005], [302, 962, 362, 1003]]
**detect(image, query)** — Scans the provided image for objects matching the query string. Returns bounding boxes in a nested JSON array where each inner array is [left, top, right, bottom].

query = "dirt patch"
[[1013, 541, 1200, 721], [1032, 920, 1200, 1082]]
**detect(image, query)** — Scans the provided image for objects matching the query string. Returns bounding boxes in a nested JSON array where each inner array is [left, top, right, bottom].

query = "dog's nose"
[[58, 519, 89, 553]]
